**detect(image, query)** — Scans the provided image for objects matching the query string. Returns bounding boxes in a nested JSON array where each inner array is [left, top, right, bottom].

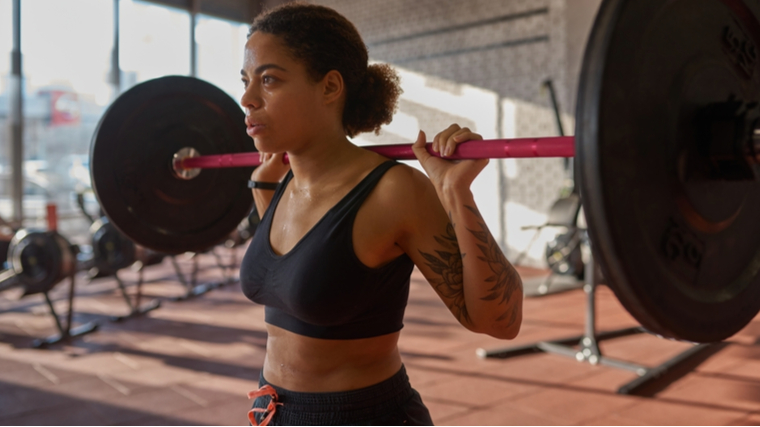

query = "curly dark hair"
[[248, 2, 402, 138]]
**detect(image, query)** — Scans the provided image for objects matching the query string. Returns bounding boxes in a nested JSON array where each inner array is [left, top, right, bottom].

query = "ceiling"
[[139, 0, 267, 24]]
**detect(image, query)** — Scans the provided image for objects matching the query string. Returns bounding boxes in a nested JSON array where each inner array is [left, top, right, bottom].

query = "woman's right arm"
[[250, 152, 290, 216]]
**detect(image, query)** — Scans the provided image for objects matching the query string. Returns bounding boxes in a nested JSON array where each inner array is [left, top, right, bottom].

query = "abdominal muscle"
[[263, 324, 403, 392]]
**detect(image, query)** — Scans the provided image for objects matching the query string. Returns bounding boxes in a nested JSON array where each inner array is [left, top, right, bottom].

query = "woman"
[[239, 3, 523, 425]]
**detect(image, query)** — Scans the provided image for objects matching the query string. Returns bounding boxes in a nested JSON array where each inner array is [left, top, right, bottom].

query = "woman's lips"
[[246, 124, 264, 137]]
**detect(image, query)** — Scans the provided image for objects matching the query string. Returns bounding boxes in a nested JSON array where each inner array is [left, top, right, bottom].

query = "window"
[[120, 0, 191, 88], [2, 0, 244, 235], [0, 0, 13, 170], [18, 0, 113, 229], [196, 14, 249, 102]]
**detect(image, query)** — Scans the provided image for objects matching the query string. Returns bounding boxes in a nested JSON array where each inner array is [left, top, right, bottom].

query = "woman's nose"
[[241, 87, 262, 110]]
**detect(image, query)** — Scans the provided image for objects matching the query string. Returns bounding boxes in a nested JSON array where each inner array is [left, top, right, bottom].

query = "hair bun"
[[344, 63, 402, 137]]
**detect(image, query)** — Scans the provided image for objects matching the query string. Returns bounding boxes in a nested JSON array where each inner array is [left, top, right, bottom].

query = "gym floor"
[[1, 245, 759, 425]]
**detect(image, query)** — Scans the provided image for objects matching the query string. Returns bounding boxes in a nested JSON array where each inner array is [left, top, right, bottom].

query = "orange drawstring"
[[247, 385, 284, 426]]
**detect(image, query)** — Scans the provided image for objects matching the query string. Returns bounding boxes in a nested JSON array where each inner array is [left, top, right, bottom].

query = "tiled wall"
[[307, 0, 602, 267]]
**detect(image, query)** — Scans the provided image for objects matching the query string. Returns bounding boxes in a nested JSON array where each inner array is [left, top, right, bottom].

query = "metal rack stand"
[[210, 246, 240, 287], [170, 254, 216, 301], [110, 266, 161, 322], [33, 273, 99, 348], [477, 232, 718, 395]]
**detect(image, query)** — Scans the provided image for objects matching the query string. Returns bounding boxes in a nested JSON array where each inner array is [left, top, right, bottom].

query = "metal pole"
[[496, 99, 508, 254], [190, 0, 200, 78], [543, 79, 565, 137], [543, 79, 575, 178], [110, 0, 122, 97], [10, 0, 23, 224]]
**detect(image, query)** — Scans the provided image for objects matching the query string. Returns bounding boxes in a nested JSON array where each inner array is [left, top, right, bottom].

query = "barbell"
[[171, 137, 575, 175], [90, 0, 760, 343]]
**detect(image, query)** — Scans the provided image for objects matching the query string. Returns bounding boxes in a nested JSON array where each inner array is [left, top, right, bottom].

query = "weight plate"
[[10, 230, 64, 296], [90, 217, 136, 275], [90, 76, 255, 254], [578, 0, 760, 342]]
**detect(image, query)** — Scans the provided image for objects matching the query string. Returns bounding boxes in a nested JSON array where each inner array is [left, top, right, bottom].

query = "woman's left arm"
[[405, 125, 523, 339]]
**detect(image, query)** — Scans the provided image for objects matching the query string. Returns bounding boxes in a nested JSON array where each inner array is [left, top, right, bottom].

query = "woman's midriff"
[[262, 324, 403, 392]]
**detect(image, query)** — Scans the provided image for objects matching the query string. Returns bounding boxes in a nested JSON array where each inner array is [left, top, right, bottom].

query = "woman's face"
[[240, 32, 327, 153]]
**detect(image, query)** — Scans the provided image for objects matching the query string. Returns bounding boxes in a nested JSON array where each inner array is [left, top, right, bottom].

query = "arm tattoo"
[[418, 219, 472, 326], [418, 206, 521, 328], [464, 205, 521, 326]]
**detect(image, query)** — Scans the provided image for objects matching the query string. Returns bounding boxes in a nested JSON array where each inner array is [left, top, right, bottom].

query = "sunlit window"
[[196, 14, 249, 103], [22, 0, 113, 106], [1, 0, 245, 237], [0, 0, 10, 93], [0, 0, 14, 171], [17, 0, 113, 232], [120, 0, 191, 87]]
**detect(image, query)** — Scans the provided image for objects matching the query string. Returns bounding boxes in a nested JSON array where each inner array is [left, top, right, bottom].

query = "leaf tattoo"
[[419, 207, 521, 329], [464, 205, 521, 326], [418, 220, 472, 326]]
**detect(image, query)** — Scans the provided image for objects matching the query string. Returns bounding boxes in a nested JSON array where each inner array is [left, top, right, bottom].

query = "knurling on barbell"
[[90, 0, 760, 344]]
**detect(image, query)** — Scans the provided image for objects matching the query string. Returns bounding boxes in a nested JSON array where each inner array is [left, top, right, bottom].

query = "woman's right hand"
[[251, 152, 290, 183]]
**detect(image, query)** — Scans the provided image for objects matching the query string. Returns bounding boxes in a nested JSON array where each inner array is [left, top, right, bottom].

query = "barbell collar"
[[172, 147, 202, 180]]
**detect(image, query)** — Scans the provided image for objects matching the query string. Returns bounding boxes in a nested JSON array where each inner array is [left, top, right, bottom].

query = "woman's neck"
[[286, 129, 366, 189]]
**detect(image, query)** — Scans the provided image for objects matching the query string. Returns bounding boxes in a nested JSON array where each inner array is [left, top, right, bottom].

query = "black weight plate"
[[577, 0, 760, 342], [90, 217, 136, 274], [91, 76, 254, 254], [9, 230, 63, 296]]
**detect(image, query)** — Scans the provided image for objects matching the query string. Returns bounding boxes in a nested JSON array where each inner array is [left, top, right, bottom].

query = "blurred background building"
[[0, 0, 602, 268]]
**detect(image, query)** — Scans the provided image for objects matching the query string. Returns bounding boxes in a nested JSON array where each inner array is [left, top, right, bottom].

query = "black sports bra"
[[240, 161, 415, 339]]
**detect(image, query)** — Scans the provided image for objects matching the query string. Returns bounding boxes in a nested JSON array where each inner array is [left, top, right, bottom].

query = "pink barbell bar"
[[176, 136, 574, 171]]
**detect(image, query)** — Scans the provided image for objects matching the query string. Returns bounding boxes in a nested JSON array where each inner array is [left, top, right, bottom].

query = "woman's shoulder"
[[373, 161, 437, 206], [357, 160, 441, 236], [382, 160, 429, 184]]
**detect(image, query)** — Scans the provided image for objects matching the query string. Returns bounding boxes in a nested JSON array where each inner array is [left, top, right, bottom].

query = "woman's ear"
[[322, 70, 345, 105]]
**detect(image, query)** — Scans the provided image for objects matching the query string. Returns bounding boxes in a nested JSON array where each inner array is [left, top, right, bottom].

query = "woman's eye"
[[241, 79, 249, 88], [262, 75, 275, 84]]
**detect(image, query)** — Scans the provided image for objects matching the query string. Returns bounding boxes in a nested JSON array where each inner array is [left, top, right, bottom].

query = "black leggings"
[[250, 365, 433, 425]]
